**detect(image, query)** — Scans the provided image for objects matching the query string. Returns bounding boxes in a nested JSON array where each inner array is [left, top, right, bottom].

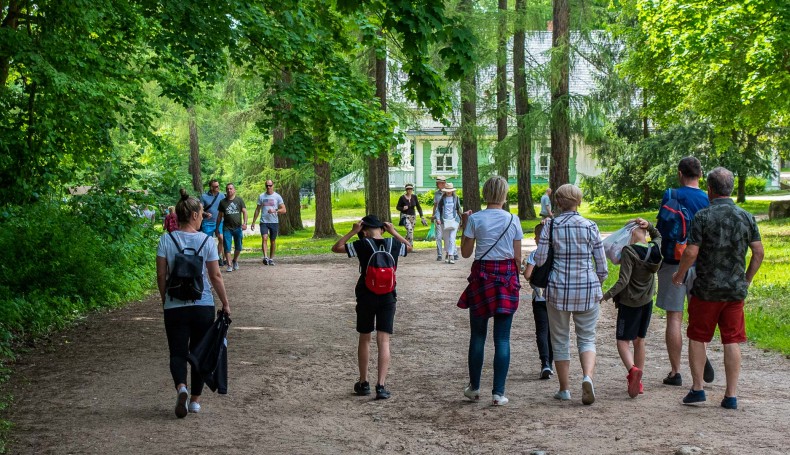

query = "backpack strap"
[[204, 192, 219, 211], [195, 234, 211, 255], [168, 231, 184, 254]]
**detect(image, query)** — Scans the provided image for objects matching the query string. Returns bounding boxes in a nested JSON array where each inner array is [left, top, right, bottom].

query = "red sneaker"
[[628, 366, 642, 398]]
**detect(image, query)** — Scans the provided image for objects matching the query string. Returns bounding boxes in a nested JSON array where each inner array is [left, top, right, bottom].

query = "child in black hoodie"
[[603, 218, 662, 399]]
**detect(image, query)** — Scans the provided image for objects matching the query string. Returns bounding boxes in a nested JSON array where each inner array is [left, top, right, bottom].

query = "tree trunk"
[[461, 71, 481, 213], [550, 0, 570, 192], [496, 0, 509, 212], [515, 0, 536, 219], [313, 158, 336, 238], [365, 43, 391, 221], [0, 0, 22, 87], [737, 173, 746, 203], [187, 106, 202, 194]]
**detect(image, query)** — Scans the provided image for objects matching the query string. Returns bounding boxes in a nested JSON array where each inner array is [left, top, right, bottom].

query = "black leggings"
[[164, 306, 215, 395]]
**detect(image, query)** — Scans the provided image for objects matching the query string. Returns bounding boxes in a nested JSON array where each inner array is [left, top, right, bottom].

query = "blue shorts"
[[223, 227, 243, 253], [260, 223, 279, 240], [201, 220, 224, 237]]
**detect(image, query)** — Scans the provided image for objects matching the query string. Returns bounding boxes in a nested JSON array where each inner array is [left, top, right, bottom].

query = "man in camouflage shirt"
[[673, 167, 764, 410]]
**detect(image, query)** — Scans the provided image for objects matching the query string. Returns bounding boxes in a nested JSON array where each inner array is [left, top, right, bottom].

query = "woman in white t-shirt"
[[433, 183, 463, 263], [156, 189, 231, 418], [457, 176, 523, 406]]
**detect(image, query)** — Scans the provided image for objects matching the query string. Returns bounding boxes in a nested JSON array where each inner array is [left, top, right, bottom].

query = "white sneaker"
[[232, 261, 239, 270], [175, 386, 188, 418], [226, 265, 233, 272], [188, 400, 201, 413], [448, 258, 455, 264], [463, 384, 480, 401], [582, 377, 595, 405], [554, 389, 571, 401], [492, 394, 509, 406]]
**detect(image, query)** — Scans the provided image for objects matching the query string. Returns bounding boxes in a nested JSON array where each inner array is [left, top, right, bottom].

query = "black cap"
[[360, 215, 384, 228]]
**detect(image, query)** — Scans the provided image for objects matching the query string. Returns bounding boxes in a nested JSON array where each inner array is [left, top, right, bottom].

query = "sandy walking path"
[[4, 250, 789, 454]]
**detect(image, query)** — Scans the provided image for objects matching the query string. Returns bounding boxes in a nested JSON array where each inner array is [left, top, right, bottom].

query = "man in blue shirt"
[[200, 179, 226, 266]]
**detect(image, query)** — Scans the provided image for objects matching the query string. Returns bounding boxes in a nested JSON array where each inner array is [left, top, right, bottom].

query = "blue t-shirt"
[[200, 191, 225, 224], [657, 186, 709, 263]]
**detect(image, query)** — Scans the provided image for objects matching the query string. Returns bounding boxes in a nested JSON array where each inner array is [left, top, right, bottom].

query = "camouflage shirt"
[[688, 198, 761, 301]]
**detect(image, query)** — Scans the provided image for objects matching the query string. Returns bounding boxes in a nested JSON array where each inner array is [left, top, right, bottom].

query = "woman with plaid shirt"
[[534, 184, 608, 405], [457, 176, 523, 406]]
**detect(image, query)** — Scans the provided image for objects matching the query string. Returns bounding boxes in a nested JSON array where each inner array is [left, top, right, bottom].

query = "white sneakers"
[[175, 386, 188, 418], [492, 394, 509, 406], [582, 376, 596, 405], [232, 261, 239, 271], [554, 389, 571, 401], [463, 384, 480, 401], [188, 400, 201, 413], [226, 265, 233, 272]]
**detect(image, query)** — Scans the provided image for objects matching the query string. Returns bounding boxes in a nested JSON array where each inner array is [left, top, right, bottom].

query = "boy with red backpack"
[[331, 215, 412, 400]]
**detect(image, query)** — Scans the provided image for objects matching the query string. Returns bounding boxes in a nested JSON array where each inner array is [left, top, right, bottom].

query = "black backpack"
[[166, 232, 210, 302]]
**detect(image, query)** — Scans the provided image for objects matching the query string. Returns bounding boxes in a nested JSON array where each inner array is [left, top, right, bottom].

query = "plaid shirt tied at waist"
[[457, 259, 521, 318]]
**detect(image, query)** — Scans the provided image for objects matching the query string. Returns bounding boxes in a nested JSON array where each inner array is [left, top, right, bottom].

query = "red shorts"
[[687, 296, 747, 344]]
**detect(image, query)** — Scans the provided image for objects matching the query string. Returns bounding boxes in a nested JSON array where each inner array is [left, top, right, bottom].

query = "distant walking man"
[[655, 157, 711, 386], [674, 167, 763, 410], [432, 177, 448, 261], [217, 183, 248, 272], [539, 188, 553, 219], [252, 179, 286, 265], [201, 179, 226, 265]]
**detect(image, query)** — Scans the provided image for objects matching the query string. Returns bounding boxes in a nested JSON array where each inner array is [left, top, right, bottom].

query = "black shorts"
[[616, 301, 653, 341], [356, 300, 396, 334], [260, 222, 279, 240]]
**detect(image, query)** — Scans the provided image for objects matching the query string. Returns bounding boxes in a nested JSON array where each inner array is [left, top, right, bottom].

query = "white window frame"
[[432, 144, 458, 174], [536, 145, 550, 177]]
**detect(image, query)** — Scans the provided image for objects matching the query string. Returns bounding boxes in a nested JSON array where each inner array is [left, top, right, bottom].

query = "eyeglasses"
[[266, 184, 273, 187], [211, 185, 219, 189]]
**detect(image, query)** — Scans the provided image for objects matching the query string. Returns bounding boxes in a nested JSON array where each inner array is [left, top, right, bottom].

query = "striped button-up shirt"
[[534, 211, 608, 312]]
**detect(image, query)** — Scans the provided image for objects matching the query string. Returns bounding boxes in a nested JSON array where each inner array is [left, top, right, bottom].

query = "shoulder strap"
[[204, 192, 219, 211], [168, 231, 184, 254], [479, 214, 514, 261], [195, 234, 211, 255]]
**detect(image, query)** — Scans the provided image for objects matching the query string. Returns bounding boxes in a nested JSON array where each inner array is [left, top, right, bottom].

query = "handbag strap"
[[479, 214, 514, 261]]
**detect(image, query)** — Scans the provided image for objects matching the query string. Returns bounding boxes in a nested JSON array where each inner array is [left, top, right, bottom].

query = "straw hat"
[[435, 176, 447, 182], [441, 183, 456, 192]]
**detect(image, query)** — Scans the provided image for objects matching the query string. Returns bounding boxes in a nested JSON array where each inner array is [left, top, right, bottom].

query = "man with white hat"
[[434, 182, 462, 264]]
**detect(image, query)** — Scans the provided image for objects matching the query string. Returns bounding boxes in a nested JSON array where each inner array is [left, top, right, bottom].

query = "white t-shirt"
[[257, 192, 284, 224], [157, 231, 218, 310], [463, 209, 524, 260]]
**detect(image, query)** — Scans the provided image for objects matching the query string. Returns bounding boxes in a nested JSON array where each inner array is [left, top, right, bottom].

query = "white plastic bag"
[[602, 221, 638, 265]]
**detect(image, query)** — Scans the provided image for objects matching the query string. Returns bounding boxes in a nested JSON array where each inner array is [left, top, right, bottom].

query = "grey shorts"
[[656, 263, 696, 312]]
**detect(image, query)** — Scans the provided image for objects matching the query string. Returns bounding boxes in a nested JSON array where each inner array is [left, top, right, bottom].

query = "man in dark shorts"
[[673, 167, 763, 410], [331, 215, 412, 400], [251, 179, 286, 265]]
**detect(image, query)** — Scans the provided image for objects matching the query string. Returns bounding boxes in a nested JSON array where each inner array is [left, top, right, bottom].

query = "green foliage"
[[0, 201, 157, 361], [506, 184, 549, 205]]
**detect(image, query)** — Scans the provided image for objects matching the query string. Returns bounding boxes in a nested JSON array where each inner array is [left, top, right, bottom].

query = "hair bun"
[[179, 188, 189, 201]]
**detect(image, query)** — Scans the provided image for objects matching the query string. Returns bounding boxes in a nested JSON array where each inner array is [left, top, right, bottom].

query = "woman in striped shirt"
[[534, 184, 607, 405]]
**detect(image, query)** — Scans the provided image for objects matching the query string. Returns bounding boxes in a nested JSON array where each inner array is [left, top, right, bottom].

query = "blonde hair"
[[554, 184, 583, 211], [482, 176, 509, 205]]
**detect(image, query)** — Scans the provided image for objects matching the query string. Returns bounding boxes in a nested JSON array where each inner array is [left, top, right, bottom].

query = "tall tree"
[[365, 44, 391, 221], [459, 0, 482, 213], [514, 0, 536, 219], [187, 106, 202, 193], [496, 0, 509, 181], [549, 0, 571, 191]]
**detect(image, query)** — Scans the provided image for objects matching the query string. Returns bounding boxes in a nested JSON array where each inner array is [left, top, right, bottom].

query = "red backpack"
[[364, 238, 397, 295]]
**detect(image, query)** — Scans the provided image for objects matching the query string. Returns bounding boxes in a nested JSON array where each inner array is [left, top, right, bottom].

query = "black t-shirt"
[[346, 237, 407, 304], [218, 197, 246, 229]]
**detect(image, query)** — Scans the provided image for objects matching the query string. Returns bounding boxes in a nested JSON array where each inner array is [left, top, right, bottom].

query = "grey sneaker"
[[582, 377, 595, 405], [226, 265, 233, 272], [554, 390, 571, 401], [463, 384, 480, 401], [232, 261, 239, 271], [175, 386, 188, 418]]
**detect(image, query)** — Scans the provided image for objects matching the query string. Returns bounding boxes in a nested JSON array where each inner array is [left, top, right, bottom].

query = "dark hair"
[[533, 222, 544, 239], [707, 167, 734, 196], [175, 188, 202, 224], [678, 156, 702, 179]]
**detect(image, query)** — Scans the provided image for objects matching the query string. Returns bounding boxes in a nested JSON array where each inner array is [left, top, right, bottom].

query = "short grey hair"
[[482, 176, 509, 204], [554, 184, 583, 211], [707, 167, 734, 197]]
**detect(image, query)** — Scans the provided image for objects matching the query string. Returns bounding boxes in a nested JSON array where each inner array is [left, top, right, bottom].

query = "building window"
[[435, 146, 454, 172], [537, 146, 550, 176]]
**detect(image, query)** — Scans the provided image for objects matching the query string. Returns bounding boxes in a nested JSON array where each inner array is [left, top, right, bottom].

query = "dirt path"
[[4, 249, 789, 454]]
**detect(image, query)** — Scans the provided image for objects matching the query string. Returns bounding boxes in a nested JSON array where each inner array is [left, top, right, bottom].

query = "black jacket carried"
[[187, 310, 231, 394]]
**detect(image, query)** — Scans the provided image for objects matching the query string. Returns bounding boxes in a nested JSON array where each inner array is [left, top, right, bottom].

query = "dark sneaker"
[[454, 254, 459, 261], [175, 386, 189, 418], [682, 389, 706, 405], [268, 259, 276, 266], [218, 258, 225, 266], [436, 255, 442, 261], [704, 357, 715, 383], [663, 372, 683, 386], [721, 396, 737, 410], [540, 367, 553, 380], [262, 257, 269, 265], [375, 384, 390, 400], [353, 381, 371, 396]]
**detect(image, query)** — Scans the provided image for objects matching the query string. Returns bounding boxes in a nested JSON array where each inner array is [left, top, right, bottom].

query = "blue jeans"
[[468, 313, 513, 396]]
